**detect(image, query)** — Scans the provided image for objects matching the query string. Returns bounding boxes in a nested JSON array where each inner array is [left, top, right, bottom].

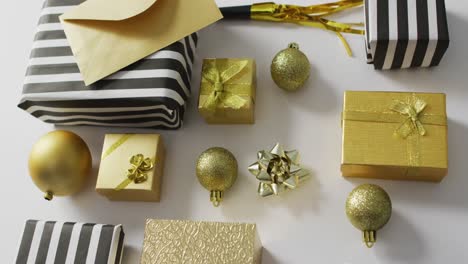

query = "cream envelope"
[[60, 0, 222, 85]]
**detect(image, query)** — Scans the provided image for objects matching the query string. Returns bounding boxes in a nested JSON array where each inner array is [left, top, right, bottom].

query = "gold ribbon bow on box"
[[101, 134, 155, 191], [390, 98, 427, 138], [201, 60, 250, 113], [343, 94, 447, 169], [248, 143, 309, 197], [250, 0, 365, 56], [115, 154, 154, 191]]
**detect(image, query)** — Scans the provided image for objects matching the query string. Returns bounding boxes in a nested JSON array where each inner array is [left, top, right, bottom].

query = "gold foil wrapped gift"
[[341, 91, 448, 182], [141, 219, 262, 264], [198, 58, 256, 124], [96, 134, 165, 201]]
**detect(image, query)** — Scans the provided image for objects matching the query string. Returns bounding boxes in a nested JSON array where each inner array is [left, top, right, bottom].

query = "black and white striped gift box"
[[18, 0, 197, 129], [16, 220, 125, 264], [365, 0, 449, 70]]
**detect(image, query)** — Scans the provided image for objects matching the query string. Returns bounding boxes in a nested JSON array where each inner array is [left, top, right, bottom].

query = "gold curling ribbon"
[[250, 1, 365, 56], [115, 154, 154, 191], [343, 94, 446, 169], [201, 59, 250, 112]]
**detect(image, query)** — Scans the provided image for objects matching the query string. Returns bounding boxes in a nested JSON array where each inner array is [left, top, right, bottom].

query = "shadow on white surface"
[[375, 210, 425, 262], [121, 245, 140, 264], [365, 12, 468, 94], [221, 168, 322, 220], [282, 66, 339, 114], [261, 248, 281, 264]]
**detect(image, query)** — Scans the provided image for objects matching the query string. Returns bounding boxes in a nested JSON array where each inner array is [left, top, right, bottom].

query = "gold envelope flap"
[[342, 91, 448, 169], [60, 0, 223, 85], [61, 0, 158, 21]]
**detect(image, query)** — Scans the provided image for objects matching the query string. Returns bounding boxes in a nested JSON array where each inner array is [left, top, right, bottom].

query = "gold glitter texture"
[[270, 43, 310, 91], [196, 147, 238, 206], [345, 184, 392, 248]]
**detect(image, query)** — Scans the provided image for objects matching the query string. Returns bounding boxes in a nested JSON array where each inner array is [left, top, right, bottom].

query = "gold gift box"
[[198, 58, 256, 124], [96, 134, 165, 201], [141, 219, 262, 264], [341, 91, 448, 182]]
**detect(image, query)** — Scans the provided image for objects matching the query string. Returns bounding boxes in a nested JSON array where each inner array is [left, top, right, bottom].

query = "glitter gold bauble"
[[28, 130, 92, 201], [196, 147, 238, 207], [271, 43, 311, 92], [345, 184, 392, 248]]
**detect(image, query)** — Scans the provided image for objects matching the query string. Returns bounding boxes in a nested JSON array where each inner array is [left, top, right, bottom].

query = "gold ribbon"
[[390, 98, 427, 138], [250, 1, 365, 56], [115, 154, 154, 191], [248, 143, 309, 197], [101, 134, 155, 191], [343, 94, 446, 170], [201, 59, 250, 112], [102, 134, 133, 159]]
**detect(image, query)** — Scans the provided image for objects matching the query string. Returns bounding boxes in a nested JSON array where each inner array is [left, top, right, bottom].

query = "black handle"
[[220, 5, 252, 19]]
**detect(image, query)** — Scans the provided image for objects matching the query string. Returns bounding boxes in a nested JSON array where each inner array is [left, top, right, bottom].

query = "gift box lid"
[[16, 220, 124, 264], [198, 58, 256, 124], [365, 0, 449, 69], [199, 58, 256, 106], [141, 219, 262, 264], [96, 133, 165, 202], [341, 91, 448, 182]]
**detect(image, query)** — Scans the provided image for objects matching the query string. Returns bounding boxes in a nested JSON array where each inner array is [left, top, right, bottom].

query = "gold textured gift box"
[[141, 219, 262, 264], [341, 91, 448, 182], [96, 134, 165, 201], [198, 58, 256, 124]]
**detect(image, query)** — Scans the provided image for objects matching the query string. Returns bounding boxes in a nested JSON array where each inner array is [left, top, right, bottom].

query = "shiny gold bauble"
[[346, 184, 392, 248], [28, 130, 92, 201], [271, 43, 311, 92], [196, 147, 238, 207]]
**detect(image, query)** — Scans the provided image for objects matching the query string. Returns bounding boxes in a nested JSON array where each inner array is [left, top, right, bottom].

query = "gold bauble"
[[28, 130, 92, 201], [271, 43, 311, 92], [346, 184, 392, 248], [196, 147, 238, 207]]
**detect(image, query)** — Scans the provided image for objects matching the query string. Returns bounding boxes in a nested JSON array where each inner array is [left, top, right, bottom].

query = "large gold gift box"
[[198, 58, 256, 124], [96, 134, 165, 201], [141, 219, 262, 264], [341, 91, 448, 182]]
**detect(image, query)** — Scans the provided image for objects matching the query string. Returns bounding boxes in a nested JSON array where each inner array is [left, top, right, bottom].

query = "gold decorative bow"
[[250, 1, 365, 56], [115, 154, 154, 191], [202, 60, 249, 112], [390, 97, 428, 138], [248, 143, 309, 197]]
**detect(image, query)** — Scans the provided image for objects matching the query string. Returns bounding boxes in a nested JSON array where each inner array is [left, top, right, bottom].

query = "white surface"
[[2, 0, 468, 263]]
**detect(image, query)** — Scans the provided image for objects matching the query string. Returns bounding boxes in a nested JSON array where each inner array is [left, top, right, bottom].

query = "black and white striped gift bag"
[[18, 0, 197, 129], [16, 220, 125, 264], [365, 0, 449, 70]]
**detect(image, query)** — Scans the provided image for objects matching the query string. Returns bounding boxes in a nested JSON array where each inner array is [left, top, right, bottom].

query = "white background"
[[2, 0, 468, 263]]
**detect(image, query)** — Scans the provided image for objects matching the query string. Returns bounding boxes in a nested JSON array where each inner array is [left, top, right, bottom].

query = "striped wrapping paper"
[[18, 0, 198, 129], [15, 220, 125, 264], [365, 0, 449, 70]]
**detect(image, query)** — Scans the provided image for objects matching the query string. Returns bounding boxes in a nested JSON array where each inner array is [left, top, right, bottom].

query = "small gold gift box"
[[141, 219, 263, 264], [198, 58, 256, 124], [96, 134, 165, 201], [341, 91, 448, 182]]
